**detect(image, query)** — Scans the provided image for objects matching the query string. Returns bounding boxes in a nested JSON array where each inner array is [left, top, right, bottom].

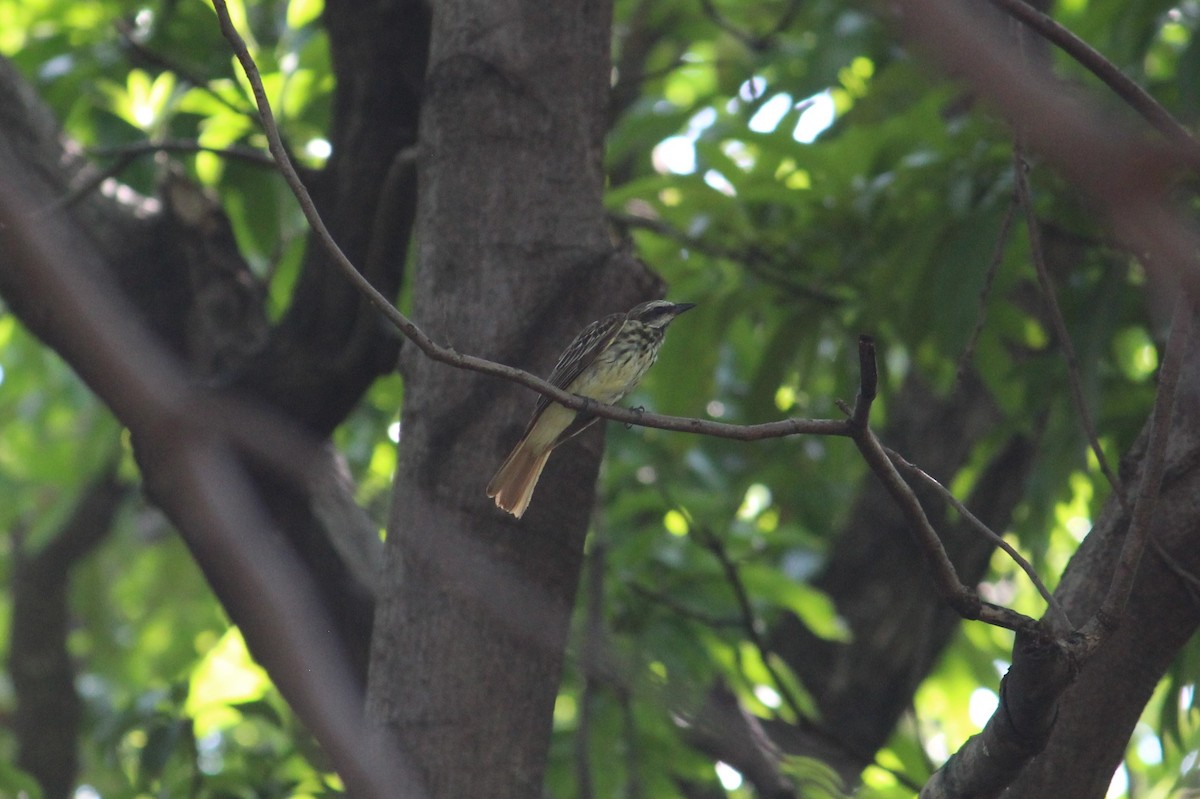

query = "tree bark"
[[1001, 315, 1200, 797], [364, 1, 662, 796]]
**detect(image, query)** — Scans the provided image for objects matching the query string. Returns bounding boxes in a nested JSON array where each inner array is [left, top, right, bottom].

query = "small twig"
[[1149, 536, 1200, 606], [1014, 147, 1127, 507], [610, 212, 844, 306], [884, 445, 1072, 631], [42, 140, 276, 215], [1084, 298, 1192, 639], [116, 17, 254, 118], [90, 139, 278, 168], [38, 152, 140, 214], [955, 187, 1019, 387], [690, 523, 809, 724], [628, 583, 744, 628], [846, 338, 1038, 633], [987, 0, 1200, 165], [697, 0, 801, 50]]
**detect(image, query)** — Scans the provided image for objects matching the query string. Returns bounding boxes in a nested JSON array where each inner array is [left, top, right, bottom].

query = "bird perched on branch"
[[487, 299, 695, 518]]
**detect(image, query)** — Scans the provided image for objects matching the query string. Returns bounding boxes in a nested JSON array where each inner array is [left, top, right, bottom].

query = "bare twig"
[[1013, 147, 1127, 506], [41, 140, 273, 215], [610, 212, 844, 306], [955, 188, 1018, 386], [884, 445, 1071, 631], [116, 17, 254, 118], [697, 0, 802, 50], [629, 583, 744, 628], [690, 522, 807, 724], [845, 338, 1038, 633], [90, 139, 277, 167]]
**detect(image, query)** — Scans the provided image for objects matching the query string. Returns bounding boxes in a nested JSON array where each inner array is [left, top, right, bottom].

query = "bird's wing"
[[529, 311, 625, 421]]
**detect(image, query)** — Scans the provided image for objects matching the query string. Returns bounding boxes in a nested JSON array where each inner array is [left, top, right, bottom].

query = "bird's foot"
[[624, 405, 645, 429]]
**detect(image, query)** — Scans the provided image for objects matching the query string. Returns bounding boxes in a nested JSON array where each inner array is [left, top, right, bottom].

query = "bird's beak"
[[672, 302, 696, 315]]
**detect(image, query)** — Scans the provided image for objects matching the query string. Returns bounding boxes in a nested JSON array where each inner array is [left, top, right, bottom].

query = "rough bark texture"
[[1002, 320, 1200, 798], [363, 1, 661, 796]]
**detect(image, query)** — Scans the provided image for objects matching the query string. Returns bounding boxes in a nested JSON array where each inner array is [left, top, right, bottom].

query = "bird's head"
[[627, 299, 696, 329]]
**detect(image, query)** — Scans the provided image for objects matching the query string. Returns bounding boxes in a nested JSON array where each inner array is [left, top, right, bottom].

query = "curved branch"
[[1014, 147, 1126, 507], [884, 446, 1071, 632], [987, 0, 1200, 164], [844, 339, 1038, 633]]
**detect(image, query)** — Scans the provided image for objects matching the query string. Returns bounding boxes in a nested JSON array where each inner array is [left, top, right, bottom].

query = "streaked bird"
[[487, 299, 695, 518]]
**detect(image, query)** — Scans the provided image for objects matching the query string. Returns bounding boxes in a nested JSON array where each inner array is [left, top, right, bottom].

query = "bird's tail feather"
[[486, 441, 552, 519]]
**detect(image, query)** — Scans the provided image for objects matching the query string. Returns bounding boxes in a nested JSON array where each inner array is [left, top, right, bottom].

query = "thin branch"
[[40, 139, 278, 213], [844, 338, 1038, 633], [690, 523, 807, 724], [629, 583, 744, 628], [987, 0, 1200, 165], [883, 445, 1071, 631], [40, 139, 275, 215], [116, 17, 254, 118], [955, 188, 1018, 387], [1149, 535, 1200, 606], [89, 139, 278, 168], [611, 212, 845, 306], [1013, 147, 1127, 506], [697, 0, 802, 50]]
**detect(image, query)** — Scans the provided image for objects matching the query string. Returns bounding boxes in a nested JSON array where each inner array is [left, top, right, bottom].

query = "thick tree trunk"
[[364, 1, 660, 796], [1002, 316, 1200, 797]]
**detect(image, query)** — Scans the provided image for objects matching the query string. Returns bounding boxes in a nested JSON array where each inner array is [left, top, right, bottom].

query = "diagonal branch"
[[691, 522, 807, 726], [843, 338, 1039, 633], [1013, 146, 1126, 506], [883, 446, 1071, 632]]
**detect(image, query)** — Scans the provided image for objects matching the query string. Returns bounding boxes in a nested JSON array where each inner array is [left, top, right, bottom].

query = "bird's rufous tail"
[[486, 440, 553, 518]]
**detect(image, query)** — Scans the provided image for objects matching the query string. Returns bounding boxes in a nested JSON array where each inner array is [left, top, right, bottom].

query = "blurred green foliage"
[[1, 0, 1198, 796]]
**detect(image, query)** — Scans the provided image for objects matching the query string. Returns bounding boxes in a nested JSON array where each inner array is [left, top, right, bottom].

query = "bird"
[[487, 299, 696, 518]]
